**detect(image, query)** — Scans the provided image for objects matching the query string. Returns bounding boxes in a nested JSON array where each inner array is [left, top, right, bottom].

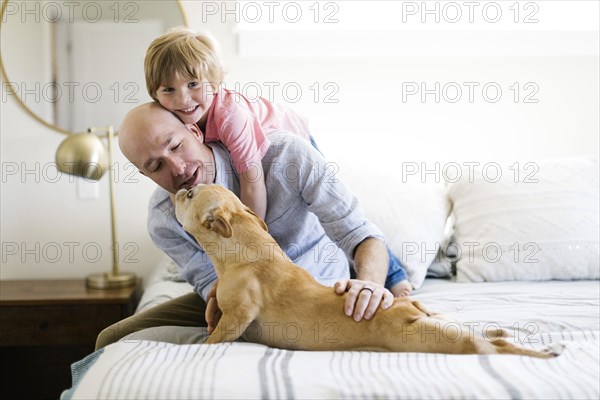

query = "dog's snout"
[[183, 184, 208, 200]]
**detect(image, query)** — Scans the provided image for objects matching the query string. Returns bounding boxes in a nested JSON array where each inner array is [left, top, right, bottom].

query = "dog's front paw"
[[205, 334, 223, 345]]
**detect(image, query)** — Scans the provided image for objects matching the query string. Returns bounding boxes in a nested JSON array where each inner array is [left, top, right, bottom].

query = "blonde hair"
[[144, 27, 225, 102]]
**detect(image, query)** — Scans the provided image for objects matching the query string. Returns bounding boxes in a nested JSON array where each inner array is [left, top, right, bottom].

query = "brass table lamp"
[[55, 126, 136, 289]]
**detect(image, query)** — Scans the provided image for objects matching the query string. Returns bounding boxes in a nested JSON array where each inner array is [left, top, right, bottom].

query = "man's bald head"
[[118, 102, 214, 193], [119, 102, 177, 167]]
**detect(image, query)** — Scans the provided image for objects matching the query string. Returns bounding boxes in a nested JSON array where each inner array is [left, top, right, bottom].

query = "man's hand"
[[334, 279, 394, 322], [337, 237, 392, 321], [205, 281, 222, 334]]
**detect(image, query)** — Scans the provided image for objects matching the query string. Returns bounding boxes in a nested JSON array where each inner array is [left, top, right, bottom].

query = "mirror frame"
[[0, 0, 189, 135]]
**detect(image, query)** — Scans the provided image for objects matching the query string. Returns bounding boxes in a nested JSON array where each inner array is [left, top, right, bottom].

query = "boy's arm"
[[239, 164, 267, 221]]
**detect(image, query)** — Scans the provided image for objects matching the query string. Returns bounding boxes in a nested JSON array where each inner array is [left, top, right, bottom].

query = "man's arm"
[[277, 135, 393, 320], [354, 237, 388, 284]]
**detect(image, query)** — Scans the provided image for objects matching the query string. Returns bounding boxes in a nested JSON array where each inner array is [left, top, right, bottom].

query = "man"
[[96, 102, 410, 349]]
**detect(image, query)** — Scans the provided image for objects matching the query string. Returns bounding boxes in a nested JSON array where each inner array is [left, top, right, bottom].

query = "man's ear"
[[202, 210, 232, 238], [186, 123, 204, 142]]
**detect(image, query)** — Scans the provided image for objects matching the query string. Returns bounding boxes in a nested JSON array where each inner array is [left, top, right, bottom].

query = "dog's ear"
[[244, 207, 268, 233], [202, 210, 232, 238]]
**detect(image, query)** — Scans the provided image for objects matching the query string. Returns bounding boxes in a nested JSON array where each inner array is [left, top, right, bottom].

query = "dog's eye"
[[186, 190, 194, 199]]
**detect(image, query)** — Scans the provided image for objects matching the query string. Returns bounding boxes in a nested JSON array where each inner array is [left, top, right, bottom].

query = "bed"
[[62, 157, 599, 399], [62, 271, 599, 399]]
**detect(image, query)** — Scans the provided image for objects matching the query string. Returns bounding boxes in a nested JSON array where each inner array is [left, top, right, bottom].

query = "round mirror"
[[0, 0, 188, 135]]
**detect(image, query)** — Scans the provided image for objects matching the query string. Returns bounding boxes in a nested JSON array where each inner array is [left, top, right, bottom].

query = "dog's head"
[[175, 184, 268, 240]]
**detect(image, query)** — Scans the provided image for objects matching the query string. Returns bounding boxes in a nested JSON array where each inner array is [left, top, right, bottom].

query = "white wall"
[[1, 0, 598, 282]]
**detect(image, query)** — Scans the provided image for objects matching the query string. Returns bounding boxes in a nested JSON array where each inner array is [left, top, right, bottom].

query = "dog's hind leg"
[[477, 338, 562, 358], [485, 326, 513, 339]]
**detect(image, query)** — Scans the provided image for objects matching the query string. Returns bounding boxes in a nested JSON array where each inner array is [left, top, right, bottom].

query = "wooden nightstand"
[[0, 279, 143, 399]]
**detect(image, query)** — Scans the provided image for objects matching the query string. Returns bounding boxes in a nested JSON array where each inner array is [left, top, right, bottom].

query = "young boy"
[[144, 27, 310, 221]]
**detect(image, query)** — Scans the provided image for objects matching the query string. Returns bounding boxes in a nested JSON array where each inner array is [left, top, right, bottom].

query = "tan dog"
[[175, 184, 561, 358]]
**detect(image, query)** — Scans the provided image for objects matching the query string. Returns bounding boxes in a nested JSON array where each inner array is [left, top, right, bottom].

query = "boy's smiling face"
[[155, 73, 215, 129]]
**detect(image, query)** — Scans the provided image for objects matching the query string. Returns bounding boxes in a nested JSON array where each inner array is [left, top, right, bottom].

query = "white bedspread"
[[62, 279, 600, 400]]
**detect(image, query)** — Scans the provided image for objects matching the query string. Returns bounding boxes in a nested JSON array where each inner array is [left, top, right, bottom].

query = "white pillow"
[[447, 157, 599, 282], [338, 164, 450, 289]]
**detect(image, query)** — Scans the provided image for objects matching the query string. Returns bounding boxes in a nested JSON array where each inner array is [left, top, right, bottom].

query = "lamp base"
[[86, 272, 136, 290]]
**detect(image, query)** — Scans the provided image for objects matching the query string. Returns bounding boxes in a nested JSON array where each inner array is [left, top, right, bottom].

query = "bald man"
[[96, 103, 410, 349]]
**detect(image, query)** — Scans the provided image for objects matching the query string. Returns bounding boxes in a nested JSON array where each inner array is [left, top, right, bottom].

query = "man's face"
[[122, 107, 215, 194]]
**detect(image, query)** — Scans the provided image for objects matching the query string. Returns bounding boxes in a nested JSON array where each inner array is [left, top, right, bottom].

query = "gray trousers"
[[95, 292, 207, 350]]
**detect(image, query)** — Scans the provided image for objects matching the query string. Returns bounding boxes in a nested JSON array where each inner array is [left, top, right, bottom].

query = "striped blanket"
[[62, 280, 600, 399]]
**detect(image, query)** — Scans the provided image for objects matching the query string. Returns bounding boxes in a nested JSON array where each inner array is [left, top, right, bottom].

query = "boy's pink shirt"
[[203, 88, 310, 174]]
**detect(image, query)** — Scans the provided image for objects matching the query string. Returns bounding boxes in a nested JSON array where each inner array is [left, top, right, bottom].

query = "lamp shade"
[[55, 133, 109, 180]]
